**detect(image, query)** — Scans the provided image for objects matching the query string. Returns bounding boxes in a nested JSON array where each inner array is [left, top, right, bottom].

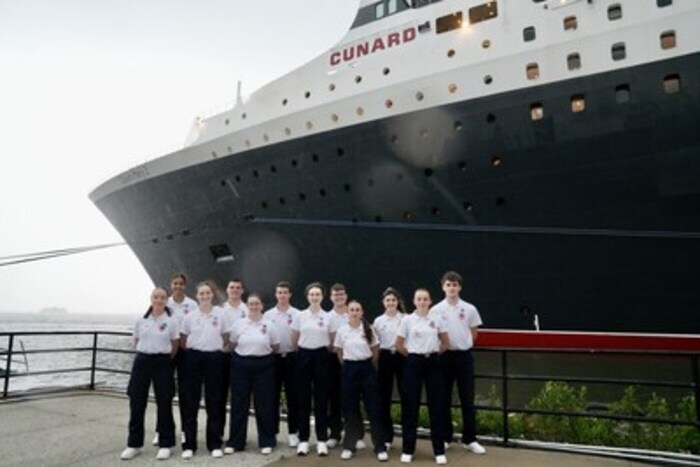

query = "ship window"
[[375, 2, 386, 18], [331, 113, 339, 123], [611, 42, 626, 61], [482, 39, 491, 49], [306, 121, 313, 130], [657, 0, 672, 6], [448, 83, 458, 93], [383, 67, 391, 75], [483, 75, 493, 84], [526, 62, 540, 80], [530, 103, 544, 121], [564, 16, 577, 31], [282, 99, 288, 106], [285, 127, 291, 136], [523, 26, 536, 42], [664, 74, 681, 94], [385, 99, 394, 108], [329, 84, 336, 91], [263, 134, 269, 142], [660, 30, 676, 49], [356, 106, 365, 116], [567, 53, 581, 70], [615, 84, 631, 103], [224, 119, 230, 125], [209, 244, 234, 263], [571, 94, 586, 113], [416, 91, 425, 101], [608, 4, 622, 21], [388, 0, 398, 14], [304, 91, 311, 99], [469, 2, 498, 25], [447, 49, 456, 58], [418, 21, 431, 33], [355, 75, 363, 84], [437, 12, 463, 34], [491, 155, 502, 167]]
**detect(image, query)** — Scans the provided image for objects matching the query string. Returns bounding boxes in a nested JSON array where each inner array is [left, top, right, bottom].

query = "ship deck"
[[0, 390, 645, 467]]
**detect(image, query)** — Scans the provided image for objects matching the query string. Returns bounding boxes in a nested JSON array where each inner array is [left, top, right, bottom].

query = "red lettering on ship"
[[329, 27, 418, 67]]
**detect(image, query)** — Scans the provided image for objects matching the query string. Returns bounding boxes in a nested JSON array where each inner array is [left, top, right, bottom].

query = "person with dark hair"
[[327, 282, 349, 449], [396, 288, 449, 465], [179, 281, 228, 459], [291, 282, 332, 456], [263, 281, 301, 447], [121, 287, 179, 461], [373, 287, 406, 449], [334, 300, 388, 462], [226, 294, 279, 455], [432, 271, 485, 455]]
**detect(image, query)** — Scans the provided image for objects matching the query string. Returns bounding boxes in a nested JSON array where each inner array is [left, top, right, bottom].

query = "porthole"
[[391, 135, 399, 144], [227, 146, 232, 152], [337, 148, 345, 157], [220, 180, 227, 187], [282, 99, 288, 106], [491, 155, 502, 167], [263, 134, 269, 142], [526, 62, 540, 80], [486, 114, 496, 124], [235, 175, 241, 183], [355, 75, 363, 84], [367, 179, 375, 188], [331, 113, 339, 123], [291, 159, 298, 168], [608, 4, 622, 21], [312, 154, 319, 162], [447, 49, 456, 58], [458, 162, 467, 172], [402, 211, 413, 221], [319, 188, 327, 197], [383, 67, 391, 75], [615, 84, 631, 104], [261, 201, 268, 209], [245, 140, 252, 148], [242, 113, 247, 120], [496, 197, 506, 206], [660, 30, 676, 49], [431, 207, 441, 216], [482, 39, 491, 49], [329, 83, 336, 91], [483, 75, 493, 85], [375, 216, 383, 223], [463, 201, 473, 211], [531, 103, 544, 121], [571, 94, 586, 113], [664, 74, 681, 94], [567, 53, 581, 70], [270, 165, 277, 173], [385, 99, 394, 109], [454, 121, 463, 132], [285, 127, 292, 136], [421, 129, 429, 139], [424, 168, 434, 177], [279, 197, 286, 205], [657, 0, 672, 6], [344, 184, 351, 192], [306, 121, 313, 130], [298, 193, 306, 201], [356, 107, 364, 116], [211, 151, 217, 158], [304, 91, 311, 99], [252, 170, 259, 178], [523, 26, 536, 42], [564, 16, 577, 31], [448, 83, 458, 94], [611, 43, 626, 61], [224, 119, 230, 125], [416, 91, 425, 101]]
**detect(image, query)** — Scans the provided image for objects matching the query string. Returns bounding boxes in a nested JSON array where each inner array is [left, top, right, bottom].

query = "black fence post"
[[3, 334, 14, 398], [693, 355, 700, 429], [90, 333, 98, 390], [502, 350, 509, 446]]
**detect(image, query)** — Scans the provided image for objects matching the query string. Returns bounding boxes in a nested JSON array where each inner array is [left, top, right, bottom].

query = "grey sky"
[[0, 0, 359, 314]]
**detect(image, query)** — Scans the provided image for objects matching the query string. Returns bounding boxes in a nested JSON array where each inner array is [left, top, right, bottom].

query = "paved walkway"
[[0, 391, 646, 467]]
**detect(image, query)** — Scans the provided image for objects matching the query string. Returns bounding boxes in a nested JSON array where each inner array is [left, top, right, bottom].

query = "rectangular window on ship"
[[469, 1, 498, 25], [437, 11, 463, 34]]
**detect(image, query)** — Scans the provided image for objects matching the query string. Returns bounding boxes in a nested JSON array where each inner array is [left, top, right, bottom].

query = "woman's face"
[[413, 290, 431, 311], [151, 288, 168, 310], [171, 277, 186, 296], [306, 287, 323, 306], [348, 302, 364, 321], [196, 285, 214, 305], [247, 296, 263, 315], [383, 294, 398, 312]]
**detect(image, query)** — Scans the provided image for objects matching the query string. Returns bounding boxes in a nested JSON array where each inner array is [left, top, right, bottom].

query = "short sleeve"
[[469, 306, 483, 328], [396, 318, 409, 339], [268, 323, 281, 346], [181, 315, 191, 336], [333, 329, 344, 349], [369, 327, 379, 347], [169, 319, 180, 340], [133, 318, 142, 339], [290, 313, 301, 332]]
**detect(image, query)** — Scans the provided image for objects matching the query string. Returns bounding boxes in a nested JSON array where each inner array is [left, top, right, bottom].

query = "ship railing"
[[1, 330, 699, 462]]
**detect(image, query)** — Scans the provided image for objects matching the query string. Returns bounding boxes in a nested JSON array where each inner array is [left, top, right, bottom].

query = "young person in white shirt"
[[395, 288, 449, 465], [291, 282, 332, 456], [327, 283, 349, 448], [121, 287, 179, 461], [372, 287, 406, 449], [431, 271, 485, 455], [179, 281, 228, 459], [263, 281, 301, 447], [226, 294, 280, 455], [334, 300, 389, 462], [221, 279, 248, 450]]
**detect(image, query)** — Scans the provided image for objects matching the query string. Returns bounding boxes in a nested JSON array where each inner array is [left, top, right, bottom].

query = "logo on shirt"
[[317, 317, 325, 327], [261, 324, 268, 335], [212, 316, 220, 328], [287, 316, 293, 326], [459, 311, 466, 321], [158, 322, 168, 332], [429, 320, 436, 329]]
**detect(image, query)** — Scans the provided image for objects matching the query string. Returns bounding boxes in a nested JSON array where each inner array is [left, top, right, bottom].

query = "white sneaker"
[[465, 441, 486, 455], [317, 441, 329, 456], [223, 447, 234, 455], [340, 449, 353, 460], [377, 451, 389, 462], [120, 447, 141, 460], [400, 453, 413, 463], [435, 454, 447, 465], [181, 449, 194, 460], [297, 441, 310, 456], [356, 439, 366, 450], [288, 433, 300, 448], [261, 447, 273, 455], [156, 448, 171, 460], [326, 438, 338, 449], [152, 433, 159, 446], [211, 449, 223, 458]]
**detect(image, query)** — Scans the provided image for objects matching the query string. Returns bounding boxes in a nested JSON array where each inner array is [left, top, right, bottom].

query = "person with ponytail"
[[120, 287, 179, 461], [333, 300, 388, 462]]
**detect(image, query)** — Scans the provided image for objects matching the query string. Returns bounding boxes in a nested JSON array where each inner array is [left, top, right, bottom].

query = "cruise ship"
[[90, 0, 700, 333]]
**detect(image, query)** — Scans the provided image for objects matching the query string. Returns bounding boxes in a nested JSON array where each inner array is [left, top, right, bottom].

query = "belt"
[[408, 352, 439, 359]]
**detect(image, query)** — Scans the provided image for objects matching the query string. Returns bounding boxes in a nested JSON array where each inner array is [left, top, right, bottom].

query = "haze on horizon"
[[0, 0, 359, 315]]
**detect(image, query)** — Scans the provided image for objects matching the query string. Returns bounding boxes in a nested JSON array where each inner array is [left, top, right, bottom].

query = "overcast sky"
[[0, 0, 359, 315]]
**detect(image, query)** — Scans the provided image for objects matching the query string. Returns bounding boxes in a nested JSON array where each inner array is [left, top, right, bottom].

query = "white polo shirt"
[[181, 306, 227, 352], [396, 311, 445, 355], [222, 301, 249, 328], [291, 309, 331, 350], [431, 299, 483, 350], [168, 295, 198, 327], [230, 318, 280, 357], [134, 313, 179, 354], [263, 305, 300, 354], [328, 309, 349, 333], [334, 323, 378, 361], [373, 313, 404, 351]]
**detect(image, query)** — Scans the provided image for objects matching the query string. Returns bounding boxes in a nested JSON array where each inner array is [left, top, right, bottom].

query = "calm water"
[[0, 312, 136, 394]]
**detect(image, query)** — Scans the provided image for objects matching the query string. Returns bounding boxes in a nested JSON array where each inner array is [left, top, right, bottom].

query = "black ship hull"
[[94, 53, 700, 333]]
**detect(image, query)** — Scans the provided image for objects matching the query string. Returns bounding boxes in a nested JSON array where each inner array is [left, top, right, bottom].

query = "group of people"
[[120, 271, 485, 464]]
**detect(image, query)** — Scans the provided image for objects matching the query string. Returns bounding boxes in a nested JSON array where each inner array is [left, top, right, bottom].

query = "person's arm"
[[471, 327, 479, 343], [271, 343, 280, 354], [180, 333, 188, 350], [170, 339, 179, 358], [395, 336, 408, 356], [335, 347, 344, 364], [291, 330, 300, 351], [438, 331, 450, 354], [371, 344, 380, 366]]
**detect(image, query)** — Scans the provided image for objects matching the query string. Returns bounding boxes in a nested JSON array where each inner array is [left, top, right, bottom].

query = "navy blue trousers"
[[341, 360, 386, 453], [127, 353, 175, 448], [327, 351, 343, 440], [273, 353, 300, 435], [401, 354, 446, 456], [377, 349, 405, 444], [220, 351, 232, 438], [181, 350, 224, 452], [227, 354, 276, 450], [296, 347, 330, 442], [442, 350, 477, 443]]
